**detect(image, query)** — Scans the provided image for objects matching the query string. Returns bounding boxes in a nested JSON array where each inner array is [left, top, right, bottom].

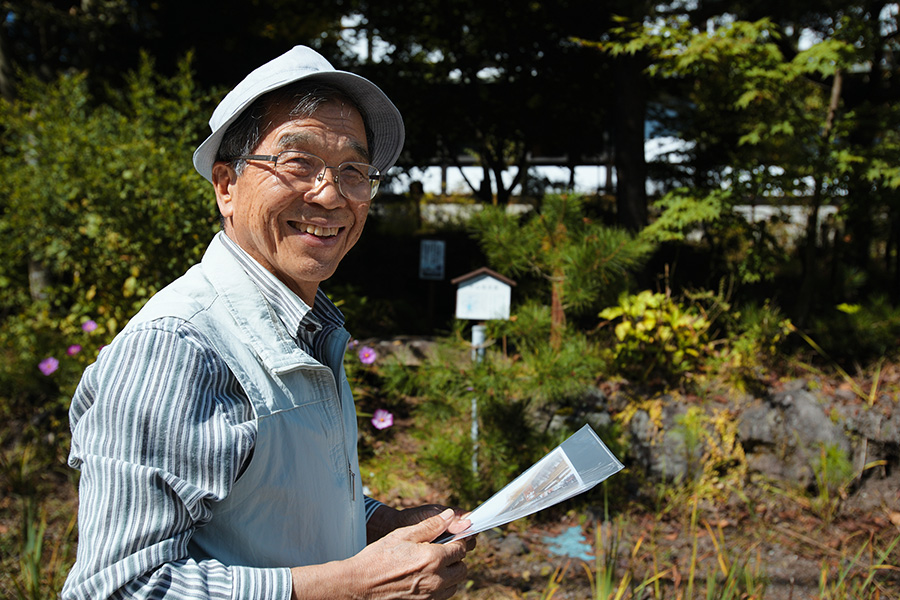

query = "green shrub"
[[401, 339, 549, 506], [808, 295, 900, 365], [811, 442, 855, 523], [469, 193, 652, 346], [702, 299, 794, 391], [365, 309, 607, 506], [599, 290, 712, 384], [0, 53, 218, 449]]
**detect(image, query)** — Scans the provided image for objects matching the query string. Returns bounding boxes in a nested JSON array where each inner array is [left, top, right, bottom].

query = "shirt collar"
[[218, 232, 344, 343]]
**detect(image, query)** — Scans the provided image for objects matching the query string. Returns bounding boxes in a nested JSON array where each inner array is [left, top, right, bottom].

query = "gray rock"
[[584, 411, 612, 432], [732, 390, 850, 487], [496, 533, 529, 557]]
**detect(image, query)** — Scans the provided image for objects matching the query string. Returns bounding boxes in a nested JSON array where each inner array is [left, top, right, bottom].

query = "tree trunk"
[[549, 271, 566, 350], [612, 54, 649, 232], [0, 15, 15, 100], [795, 68, 843, 324]]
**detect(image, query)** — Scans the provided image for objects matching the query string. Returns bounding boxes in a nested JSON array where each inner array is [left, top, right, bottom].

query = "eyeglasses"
[[235, 150, 381, 202]]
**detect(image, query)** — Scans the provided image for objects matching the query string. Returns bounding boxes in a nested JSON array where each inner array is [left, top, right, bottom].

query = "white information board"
[[455, 273, 512, 320]]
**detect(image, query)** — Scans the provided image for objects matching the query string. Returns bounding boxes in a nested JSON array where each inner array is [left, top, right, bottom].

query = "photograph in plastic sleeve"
[[439, 424, 623, 543], [478, 448, 582, 520]]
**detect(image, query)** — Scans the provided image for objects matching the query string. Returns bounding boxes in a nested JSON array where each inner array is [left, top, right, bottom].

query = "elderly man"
[[63, 46, 473, 600]]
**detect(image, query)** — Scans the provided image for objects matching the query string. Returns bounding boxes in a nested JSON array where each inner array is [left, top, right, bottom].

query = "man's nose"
[[308, 168, 347, 205]]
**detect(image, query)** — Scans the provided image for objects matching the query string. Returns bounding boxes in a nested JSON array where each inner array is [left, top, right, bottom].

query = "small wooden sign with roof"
[[451, 267, 516, 321]]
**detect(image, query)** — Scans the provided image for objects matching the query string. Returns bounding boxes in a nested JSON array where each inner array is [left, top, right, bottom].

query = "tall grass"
[[7, 499, 76, 599], [538, 508, 900, 600], [818, 532, 900, 600], [540, 496, 766, 599]]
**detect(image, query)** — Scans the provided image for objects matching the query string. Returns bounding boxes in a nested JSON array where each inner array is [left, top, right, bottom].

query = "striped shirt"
[[64, 234, 381, 600]]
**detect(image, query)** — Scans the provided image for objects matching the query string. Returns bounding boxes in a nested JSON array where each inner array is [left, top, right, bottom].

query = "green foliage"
[[363, 307, 607, 506], [599, 290, 712, 384], [672, 406, 707, 482], [0, 54, 218, 436], [596, 10, 900, 317], [818, 534, 900, 600], [11, 499, 76, 600], [398, 341, 551, 506], [711, 301, 792, 388], [469, 194, 653, 345], [487, 300, 607, 409], [640, 188, 727, 244], [807, 295, 900, 365], [601, 15, 862, 175], [698, 297, 793, 390], [811, 443, 855, 524], [643, 188, 791, 285]]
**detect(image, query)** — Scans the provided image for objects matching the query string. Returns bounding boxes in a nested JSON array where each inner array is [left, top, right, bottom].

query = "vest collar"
[[201, 233, 329, 374]]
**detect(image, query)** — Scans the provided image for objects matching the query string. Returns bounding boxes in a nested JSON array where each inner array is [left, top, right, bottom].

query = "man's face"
[[212, 99, 371, 305]]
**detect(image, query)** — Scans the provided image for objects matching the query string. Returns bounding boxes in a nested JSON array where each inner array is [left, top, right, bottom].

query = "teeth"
[[299, 223, 339, 237]]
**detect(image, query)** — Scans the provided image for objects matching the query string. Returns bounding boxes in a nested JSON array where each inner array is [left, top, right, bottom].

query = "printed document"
[[439, 424, 624, 542]]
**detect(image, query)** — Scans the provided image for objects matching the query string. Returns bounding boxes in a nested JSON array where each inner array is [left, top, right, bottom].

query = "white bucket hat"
[[192, 45, 404, 182]]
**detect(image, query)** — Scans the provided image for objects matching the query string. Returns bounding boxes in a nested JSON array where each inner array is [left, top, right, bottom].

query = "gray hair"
[[216, 82, 375, 177]]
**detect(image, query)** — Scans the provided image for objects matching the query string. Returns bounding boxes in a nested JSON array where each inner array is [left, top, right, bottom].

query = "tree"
[[350, 0, 616, 205], [0, 1, 142, 97], [0, 55, 218, 406], [0, 0, 348, 97], [592, 4, 900, 317], [469, 194, 652, 348]]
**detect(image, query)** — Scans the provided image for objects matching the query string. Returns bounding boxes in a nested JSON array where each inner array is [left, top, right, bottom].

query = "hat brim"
[[193, 54, 404, 183]]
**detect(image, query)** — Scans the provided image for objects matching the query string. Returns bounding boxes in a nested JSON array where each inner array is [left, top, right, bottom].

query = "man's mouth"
[[292, 222, 340, 237]]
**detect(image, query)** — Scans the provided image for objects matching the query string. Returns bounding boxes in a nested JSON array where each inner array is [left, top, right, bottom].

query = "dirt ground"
[[363, 421, 900, 600], [3, 366, 899, 599], [6, 480, 895, 599], [451, 503, 900, 599]]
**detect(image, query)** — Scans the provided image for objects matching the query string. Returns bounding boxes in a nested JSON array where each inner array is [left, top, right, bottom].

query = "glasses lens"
[[338, 163, 379, 202], [276, 151, 324, 182], [275, 151, 378, 201]]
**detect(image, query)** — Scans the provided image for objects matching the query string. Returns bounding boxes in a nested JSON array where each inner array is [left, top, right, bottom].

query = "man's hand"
[[367, 504, 474, 547], [290, 509, 473, 599], [354, 508, 470, 599]]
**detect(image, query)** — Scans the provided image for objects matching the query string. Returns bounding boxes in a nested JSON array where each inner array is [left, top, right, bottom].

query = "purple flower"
[[67, 344, 82, 356], [39, 357, 59, 376], [81, 320, 98, 332], [371, 409, 394, 430], [358, 346, 377, 365], [348, 339, 360, 348]]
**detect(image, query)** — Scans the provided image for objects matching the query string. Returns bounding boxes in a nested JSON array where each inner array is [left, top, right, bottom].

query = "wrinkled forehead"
[[257, 86, 370, 151], [261, 97, 370, 159]]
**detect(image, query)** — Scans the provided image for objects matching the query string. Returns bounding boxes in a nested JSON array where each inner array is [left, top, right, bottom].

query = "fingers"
[[444, 555, 468, 584], [397, 504, 470, 531], [431, 552, 468, 600], [357, 525, 474, 600], [394, 508, 456, 543], [446, 515, 472, 535]]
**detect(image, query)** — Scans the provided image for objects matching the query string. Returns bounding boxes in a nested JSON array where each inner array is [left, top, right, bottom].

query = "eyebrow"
[[276, 132, 371, 163]]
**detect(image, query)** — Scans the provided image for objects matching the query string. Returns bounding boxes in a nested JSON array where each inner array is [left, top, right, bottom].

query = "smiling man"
[[214, 97, 371, 305], [63, 46, 474, 600]]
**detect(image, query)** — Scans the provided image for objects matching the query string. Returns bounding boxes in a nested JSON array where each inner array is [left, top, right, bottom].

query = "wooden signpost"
[[451, 267, 516, 473]]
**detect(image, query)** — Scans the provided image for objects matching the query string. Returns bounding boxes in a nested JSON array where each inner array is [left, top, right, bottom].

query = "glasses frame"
[[235, 150, 381, 201]]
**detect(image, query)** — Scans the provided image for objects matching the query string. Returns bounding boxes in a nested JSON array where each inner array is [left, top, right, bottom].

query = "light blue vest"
[[128, 234, 366, 568]]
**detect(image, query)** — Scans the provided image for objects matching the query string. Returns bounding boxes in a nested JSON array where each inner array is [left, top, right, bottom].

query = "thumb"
[[395, 508, 455, 543]]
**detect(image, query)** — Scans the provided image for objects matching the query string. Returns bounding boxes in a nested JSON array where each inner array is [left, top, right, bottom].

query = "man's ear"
[[212, 162, 237, 219]]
